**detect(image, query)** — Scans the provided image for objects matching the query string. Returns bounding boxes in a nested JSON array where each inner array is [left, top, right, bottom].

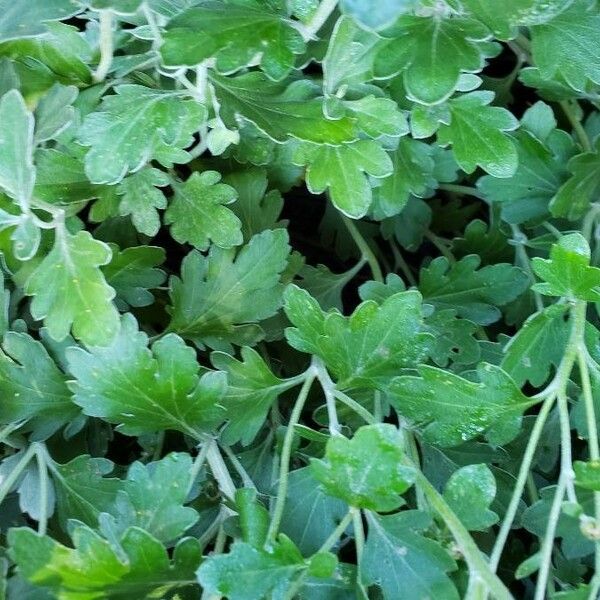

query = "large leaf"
[[388, 363, 535, 447], [67, 313, 226, 437], [284, 285, 431, 390]]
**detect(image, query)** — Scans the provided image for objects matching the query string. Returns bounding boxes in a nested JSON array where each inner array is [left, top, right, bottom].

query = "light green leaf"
[[90, 0, 143, 13], [388, 363, 535, 447], [165, 171, 242, 250], [161, 3, 305, 80], [25, 230, 120, 346], [78, 85, 207, 184], [339, 0, 417, 30], [574, 460, 600, 491], [211, 72, 357, 144], [531, 2, 600, 92], [443, 464, 498, 531], [211, 346, 299, 446], [311, 424, 415, 511], [102, 244, 166, 309], [168, 229, 291, 349], [67, 313, 226, 437], [532, 233, 600, 301], [437, 91, 519, 177], [343, 96, 409, 139], [117, 168, 169, 237], [0, 89, 35, 207], [33, 83, 78, 143], [425, 309, 481, 368], [297, 262, 362, 311], [284, 285, 431, 391], [418, 255, 529, 325], [293, 140, 393, 218], [361, 511, 458, 600]]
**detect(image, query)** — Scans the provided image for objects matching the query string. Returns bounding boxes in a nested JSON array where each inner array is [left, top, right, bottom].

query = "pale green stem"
[[333, 389, 377, 424], [205, 439, 237, 501], [425, 230, 455, 263], [266, 373, 316, 544], [220, 444, 256, 490], [313, 357, 341, 435], [93, 10, 114, 83], [0, 421, 26, 447], [300, 0, 338, 40], [342, 215, 384, 283], [438, 183, 486, 200], [35, 445, 49, 536], [186, 440, 211, 496], [0, 444, 38, 507], [142, 2, 162, 49], [559, 100, 592, 153], [510, 225, 543, 312], [318, 510, 354, 553]]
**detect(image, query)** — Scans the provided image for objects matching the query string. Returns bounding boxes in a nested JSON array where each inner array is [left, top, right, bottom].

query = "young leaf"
[[375, 16, 492, 105], [78, 85, 207, 184], [161, 3, 305, 81], [165, 171, 242, 250], [67, 314, 226, 437], [25, 230, 120, 346], [532, 233, 600, 301], [310, 424, 415, 511], [293, 140, 393, 218], [102, 244, 166, 309], [418, 255, 529, 325], [0, 89, 35, 207], [117, 167, 169, 237], [339, 0, 417, 30], [437, 91, 519, 177], [442, 464, 499, 531], [284, 285, 431, 391], [197, 538, 305, 600], [573, 460, 600, 491], [168, 229, 291, 349], [211, 346, 299, 446], [210, 72, 357, 144], [388, 363, 535, 447], [361, 511, 458, 600]]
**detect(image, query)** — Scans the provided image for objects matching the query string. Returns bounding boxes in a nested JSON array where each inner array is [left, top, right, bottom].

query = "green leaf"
[[8, 525, 201, 598], [443, 464, 498, 531], [0, 331, 75, 434], [550, 139, 600, 220], [161, 3, 305, 80], [310, 424, 415, 511], [361, 511, 458, 600], [51, 455, 121, 529], [500, 305, 570, 387], [297, 262, 362, 311], [343, 96, 409, 139], [530, 2, 600, 92], [104, 453, 198, 543], [236, 488, 270, 548], [0, 89, 34, 207], [293, 140, 393, 218], [437, 91, 519, 177], [165, 171, 242, 250], [117, 168, 169, 237], [25, 230, 120, 346], [0, 0, 83, 43], [284, 285, 431, 390], [67, 313, 226, 437], [102, 244, 166, 309], [340, 0, 417, 31], [211, 346, 298, 446], [425, 309, 481, 368], [532, 233, 600, 301], [211, 72, 357, 144], [197, 538, 305, 600], [375, 15, 492, 105], [33, 83, 78, 143], [168, 229, 291, 349], [418, 255, 529, 325], [573, 460, 600, 491], [280, 468, 348, 556], [388, 363, 535, 447], [78, 85, 207, 184]]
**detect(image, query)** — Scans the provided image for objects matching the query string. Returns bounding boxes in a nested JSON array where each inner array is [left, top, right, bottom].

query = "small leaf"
[[165, 171, 242, 250], [574, 460, 600, 491], [340, 0, 417, 30], [311, 424, 415, 511]]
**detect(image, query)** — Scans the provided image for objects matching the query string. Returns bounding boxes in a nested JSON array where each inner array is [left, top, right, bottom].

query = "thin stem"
[[390, 239, 417, 287], [438, 183, 486, 200], [489, 394, 555, 571], [425, 230, 455, 263], [35, 445, 49, 536], [93, 10, 114, 83], [220, 444, 256, 490], [415, 470, 514, 600], [266, 373, 316, 543], [341, 215, 384, 283], [313, 357, 341, 435], [299, 0, 338, 40], [142, 2, 162, 49], [510, 225, 543, 312], [333, 390, 377, 424], [0, 421, 26, 446], [205, 439, 236, 501], [352, 508, 365, 563], [559, 100, 592, 153], [0, 444, 38, 507], [317, 510, 353, 553], [533, 476, 567, 600], [582, 203, 600, 244]]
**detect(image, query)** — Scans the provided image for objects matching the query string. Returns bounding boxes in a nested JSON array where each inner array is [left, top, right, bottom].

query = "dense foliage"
[[1, 0, 600, 598]]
